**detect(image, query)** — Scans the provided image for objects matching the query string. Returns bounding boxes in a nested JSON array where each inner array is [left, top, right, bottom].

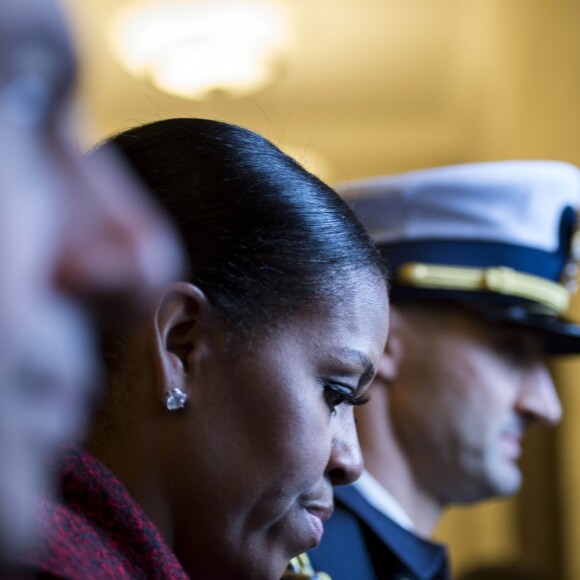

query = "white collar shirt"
[[352, 470, 415, 532]]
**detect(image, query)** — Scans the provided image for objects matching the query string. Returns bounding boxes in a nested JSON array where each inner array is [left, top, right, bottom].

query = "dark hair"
[[105, 118, 386, 333]]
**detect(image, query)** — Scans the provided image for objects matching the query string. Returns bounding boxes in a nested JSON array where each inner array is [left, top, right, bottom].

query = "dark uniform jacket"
[[309, 484, 450, 580]]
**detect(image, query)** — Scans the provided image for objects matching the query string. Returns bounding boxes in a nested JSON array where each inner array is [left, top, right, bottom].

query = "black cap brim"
[[390, 286, 580, 355], [462, 301, 580, 355]]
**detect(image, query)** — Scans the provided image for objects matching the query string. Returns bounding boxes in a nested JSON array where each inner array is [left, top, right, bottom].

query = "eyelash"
[[323, 382, 369, 414]]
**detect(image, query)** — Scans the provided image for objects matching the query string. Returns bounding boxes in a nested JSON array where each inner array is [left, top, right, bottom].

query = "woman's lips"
[[305, 504, 333, 547]]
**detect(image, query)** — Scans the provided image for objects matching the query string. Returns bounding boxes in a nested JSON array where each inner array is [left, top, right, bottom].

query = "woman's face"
[[163, 275, 389, 579]]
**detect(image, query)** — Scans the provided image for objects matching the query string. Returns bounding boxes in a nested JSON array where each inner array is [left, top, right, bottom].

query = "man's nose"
[[516, 363, 562, 427]]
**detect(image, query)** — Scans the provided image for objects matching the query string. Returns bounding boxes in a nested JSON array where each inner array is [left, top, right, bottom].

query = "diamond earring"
[[164, 387, 187, 411]]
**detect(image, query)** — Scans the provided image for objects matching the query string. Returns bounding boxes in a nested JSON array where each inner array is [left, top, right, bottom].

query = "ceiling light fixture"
[[108, 0, 292, 100]]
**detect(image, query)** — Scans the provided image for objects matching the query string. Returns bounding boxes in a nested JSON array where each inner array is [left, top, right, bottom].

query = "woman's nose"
[[326, 411, 364, 486]]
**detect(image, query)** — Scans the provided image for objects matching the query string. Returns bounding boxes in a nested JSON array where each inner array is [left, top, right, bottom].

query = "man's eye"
[[496, 339, 532, 367], [0, 74, 51, 127], [323, 382, 369, 414]]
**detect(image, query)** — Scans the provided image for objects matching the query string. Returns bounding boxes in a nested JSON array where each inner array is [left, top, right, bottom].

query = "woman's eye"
[[323, 382, 369, 414]]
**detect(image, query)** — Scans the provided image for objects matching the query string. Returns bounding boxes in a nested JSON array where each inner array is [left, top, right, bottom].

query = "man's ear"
[[150, 281, 211, 402], [374, 305, 404, 387]]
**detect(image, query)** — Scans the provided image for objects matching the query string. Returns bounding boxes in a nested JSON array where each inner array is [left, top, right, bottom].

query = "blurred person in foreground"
[[18, 118, 390, 579], [310, 161, 580, 579], [0, 0, 182, 565]]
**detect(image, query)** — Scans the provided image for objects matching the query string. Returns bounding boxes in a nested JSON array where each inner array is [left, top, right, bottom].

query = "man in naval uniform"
[[309, 160, 580, 580]]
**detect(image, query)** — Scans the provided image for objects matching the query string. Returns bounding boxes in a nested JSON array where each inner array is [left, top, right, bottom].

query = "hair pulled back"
[[107, 118, 385, 333]]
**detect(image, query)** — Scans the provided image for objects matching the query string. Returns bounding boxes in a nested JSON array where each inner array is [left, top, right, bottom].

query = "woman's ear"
[[150, 281, 211, 407], [375, 306, 404, 387]]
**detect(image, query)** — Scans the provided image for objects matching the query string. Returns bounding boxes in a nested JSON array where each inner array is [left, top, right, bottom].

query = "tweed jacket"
[[21, 446, 188, 579]]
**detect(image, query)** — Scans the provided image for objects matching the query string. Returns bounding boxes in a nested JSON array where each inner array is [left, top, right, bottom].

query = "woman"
[[24, 118, 389, 579]]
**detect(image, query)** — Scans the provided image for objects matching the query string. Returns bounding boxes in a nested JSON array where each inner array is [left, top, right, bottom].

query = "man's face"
[[386, 304, 561, 504], [0, 0, 180, 557]]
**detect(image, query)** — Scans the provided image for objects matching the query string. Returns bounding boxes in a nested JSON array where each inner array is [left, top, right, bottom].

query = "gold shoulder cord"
[[282, 554, 331, 580], [397, 263, 570, 314]]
